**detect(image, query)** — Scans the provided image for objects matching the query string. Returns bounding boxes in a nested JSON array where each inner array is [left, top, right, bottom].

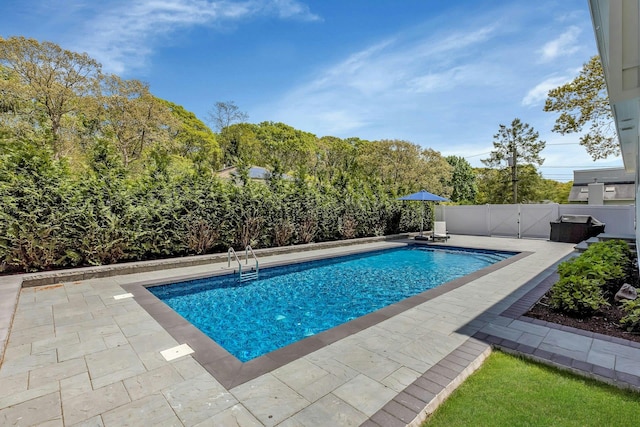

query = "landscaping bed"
[[525, 239, 640, 343], [527, 293, 640, 344]]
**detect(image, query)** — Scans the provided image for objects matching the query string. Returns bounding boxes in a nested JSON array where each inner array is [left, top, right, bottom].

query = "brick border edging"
[[361, 337, 491, 427], [363, 249, 640, 426], [477, 253, 640, 391]]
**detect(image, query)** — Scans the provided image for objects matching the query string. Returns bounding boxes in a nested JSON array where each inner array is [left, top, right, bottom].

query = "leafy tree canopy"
[[255, 121, 317, 174], [538, 179, 573, 204], [161, 99, 222, 175], [544, 55, 618, 160], [0, 36, 101, 157], [98, 74, 177, 170], [446, 156, 477, 204], [481, 118, 545, 204], [218, 122, 260, 167], [482, 118, 545, 168], [358, 139, 452, 197], [475, 165, 543, 204]]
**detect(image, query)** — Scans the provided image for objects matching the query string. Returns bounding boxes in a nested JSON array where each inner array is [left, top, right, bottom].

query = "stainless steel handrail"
[[245, 245, 259, 277], [228, 246, 259, 281], [227, 247, 242, 277]]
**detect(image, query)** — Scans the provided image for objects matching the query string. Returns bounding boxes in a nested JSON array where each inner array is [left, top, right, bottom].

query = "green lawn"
[[424, 351, 640, 427]]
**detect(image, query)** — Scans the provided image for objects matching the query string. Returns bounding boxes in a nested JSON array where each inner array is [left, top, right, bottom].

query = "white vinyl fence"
[[435, 204, 635, 239]]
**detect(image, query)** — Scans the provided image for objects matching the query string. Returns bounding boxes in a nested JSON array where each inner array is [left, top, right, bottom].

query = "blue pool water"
[[149, 245, 514, 362]]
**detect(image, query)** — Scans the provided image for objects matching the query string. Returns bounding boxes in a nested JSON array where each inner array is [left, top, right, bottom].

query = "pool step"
[[240, 271, 259, 282], [574, 233, 637, 253]]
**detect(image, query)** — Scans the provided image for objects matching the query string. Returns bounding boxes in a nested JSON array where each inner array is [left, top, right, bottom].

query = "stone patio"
[[2, 235, 635, 426]]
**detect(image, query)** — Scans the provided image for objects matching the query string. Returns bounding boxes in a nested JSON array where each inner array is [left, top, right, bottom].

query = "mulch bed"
[[526, 292, 640, 344]]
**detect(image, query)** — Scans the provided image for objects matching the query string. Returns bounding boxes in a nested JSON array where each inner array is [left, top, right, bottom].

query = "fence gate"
[[488, 205, 520, 237], [520, 204, 560, 239]]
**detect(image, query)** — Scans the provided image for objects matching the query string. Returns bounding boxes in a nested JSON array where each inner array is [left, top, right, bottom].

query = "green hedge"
[[0, 139, 424, 273]]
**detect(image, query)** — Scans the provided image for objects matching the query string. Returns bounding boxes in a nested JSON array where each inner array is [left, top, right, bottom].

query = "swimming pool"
[[149, 245, 515, 362]]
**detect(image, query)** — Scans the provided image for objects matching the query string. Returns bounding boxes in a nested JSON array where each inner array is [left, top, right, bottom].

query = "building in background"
[[568, 167, 635, 205]]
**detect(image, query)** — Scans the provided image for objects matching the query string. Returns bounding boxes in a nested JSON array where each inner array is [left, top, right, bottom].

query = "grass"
[[424, 351, 640, 427]]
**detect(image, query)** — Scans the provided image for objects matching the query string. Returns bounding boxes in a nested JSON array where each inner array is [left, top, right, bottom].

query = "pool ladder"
[[228, 246, 259, 282]]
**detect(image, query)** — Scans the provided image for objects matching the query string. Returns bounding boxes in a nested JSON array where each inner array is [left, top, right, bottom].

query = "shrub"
[[273, 219, 294, 247], [581, 240, 633, 294], [0, 138, 76, 271], [339, 214, 358, 239], [550, 240, 632, 316], [620, 299, 640, 333], [184, 218, 219, 255], [549, 276, 609, 316]]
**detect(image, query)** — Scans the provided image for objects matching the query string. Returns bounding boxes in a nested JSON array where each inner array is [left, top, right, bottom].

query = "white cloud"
[[416, 25, 496, 59], [261, 23, 507, 137], [521, 75, 571, 106], [408, 71, 457, 93], [314, 110, 370, 135], [409, 66, 483, 93], [538, 26, 581, 62], [287, 25, 499, 98], [74, 0, 320, 73], [267, 0, 320, 20], [312, 40, 396, 95]]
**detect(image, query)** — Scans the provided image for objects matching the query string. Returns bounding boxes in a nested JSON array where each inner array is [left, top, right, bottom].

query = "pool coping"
[[122, 242, 532, 389], [0, 234, 411, 366]]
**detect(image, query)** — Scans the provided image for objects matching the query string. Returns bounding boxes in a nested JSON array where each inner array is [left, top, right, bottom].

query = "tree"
[[482, 118, 545, 203], [0, 65, 21, 114], [99, 74, 176, 169], [207, 101, 248, 132], [474, 168, 500, 204], [538, 179, 572, 203], [161, 99, 222, 175], [358, 139, 422, 193], [254, 121, 317, 174], [357, 140, 452, 196], [315, 136, 361, 185], [475, 165, 543, 204], [445, 156, 476, 203], [421, 148, 453, 197], [0, 64, 44, 144], [218, 123, 261, 166], [544, 55, 618, 160], [0, 36, 101, 157]]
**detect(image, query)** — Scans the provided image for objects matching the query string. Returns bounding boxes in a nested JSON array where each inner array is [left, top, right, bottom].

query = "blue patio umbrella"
[[397, 190, 448, 237]]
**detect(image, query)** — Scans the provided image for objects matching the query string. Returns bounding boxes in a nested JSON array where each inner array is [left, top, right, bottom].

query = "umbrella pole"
[[420, 202, 424, 236]]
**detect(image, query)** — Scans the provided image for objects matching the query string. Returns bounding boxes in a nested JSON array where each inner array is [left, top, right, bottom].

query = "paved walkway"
[[476, 265, 640, 390], [0, 235, 636, 426]]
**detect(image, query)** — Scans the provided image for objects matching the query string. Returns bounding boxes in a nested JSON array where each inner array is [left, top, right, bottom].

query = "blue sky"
[[0, 0, 623, 181]]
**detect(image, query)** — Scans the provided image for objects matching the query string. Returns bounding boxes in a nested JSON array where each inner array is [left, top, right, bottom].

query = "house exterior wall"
[[589, 0, 640, 259]]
